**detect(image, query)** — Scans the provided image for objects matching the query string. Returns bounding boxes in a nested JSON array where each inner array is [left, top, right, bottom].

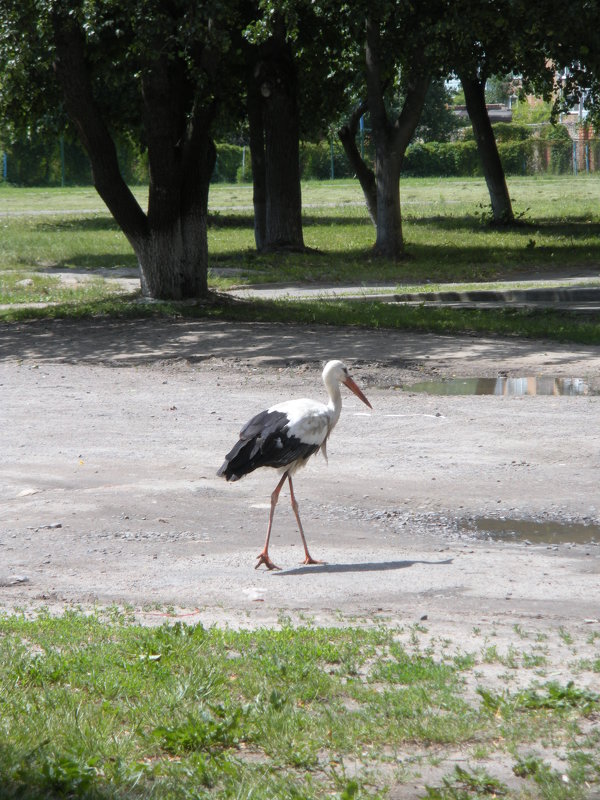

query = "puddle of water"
[[406, 377, 595, 397], [460, 517, 600, 545]]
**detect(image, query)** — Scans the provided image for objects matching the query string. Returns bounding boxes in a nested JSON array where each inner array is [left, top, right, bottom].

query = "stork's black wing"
[[217, 409, 319, 482]]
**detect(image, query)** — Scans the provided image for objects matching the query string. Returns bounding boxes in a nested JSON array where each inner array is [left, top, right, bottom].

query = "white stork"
[[217, 360, 372, 570]]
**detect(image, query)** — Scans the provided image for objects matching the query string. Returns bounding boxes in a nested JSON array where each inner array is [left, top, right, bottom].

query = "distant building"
[[452, 103, 513, 123]]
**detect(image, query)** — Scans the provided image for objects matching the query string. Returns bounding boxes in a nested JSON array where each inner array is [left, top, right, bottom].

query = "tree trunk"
[[140, 56, 216, 299], [262, 53, 304, 250], [250, 26, 304, 252], [339, 101, 377, 225], [373, 139, 403, 258], [460, 74, 514, 224], [51, 7, 215, 300], [365, 16, 430, 259], [247, 64, 267, 251], [138, 139, 216, 299]]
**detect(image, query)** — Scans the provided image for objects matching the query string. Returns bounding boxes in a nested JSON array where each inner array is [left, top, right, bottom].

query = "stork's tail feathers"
[[216, 462, 244, 482], [217, 438, 257, 482]]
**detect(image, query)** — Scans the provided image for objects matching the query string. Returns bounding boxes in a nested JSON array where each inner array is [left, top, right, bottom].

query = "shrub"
[[403, 141, 479, 177], [212, 143, 246, 183], [300, 140, 355, 180], [462, 122, 532, 143], [497, 141, 531, 174]]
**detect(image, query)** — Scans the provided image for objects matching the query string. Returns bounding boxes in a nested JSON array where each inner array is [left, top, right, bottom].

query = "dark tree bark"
[[51, 8, 216, 300], [247, 22, 304, 252], [365, 17, 430, 259], [460, 74, 514, 224], [247, 64, 267, 252], [338, 100, 378, 225]]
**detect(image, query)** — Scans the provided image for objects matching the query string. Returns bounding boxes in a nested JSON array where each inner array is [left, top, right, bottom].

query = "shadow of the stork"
[[274, 557, 453, 576]]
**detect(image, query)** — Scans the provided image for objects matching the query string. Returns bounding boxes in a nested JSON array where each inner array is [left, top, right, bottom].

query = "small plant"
[[152, 706, 244, 754], [558, 627, 575, 646], [513, 754, 575, 797], [521, 650, 547, 669], [477, 681, 600, 717], [424, 764, 508, 798]]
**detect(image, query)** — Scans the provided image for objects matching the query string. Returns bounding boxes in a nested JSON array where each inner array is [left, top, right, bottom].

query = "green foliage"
[[402, 122, 585, 177], [403, 139, 533, 177], [424, 765, 509, 799], [403, 141, 480, 177], [415, 80, 461, 143], [300, 140, 355, 180], [477, 681, 600, 717], [485, 74, 514, 105], [212, 144, 246, 184], [462, 123, 532, 143], [153, 707, 244, 753], [0, 134, 149, 187], [512, 99, 554, 125]]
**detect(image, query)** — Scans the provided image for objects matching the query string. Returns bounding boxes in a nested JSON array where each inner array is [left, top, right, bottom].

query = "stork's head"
[[323, 360, 372, 409]]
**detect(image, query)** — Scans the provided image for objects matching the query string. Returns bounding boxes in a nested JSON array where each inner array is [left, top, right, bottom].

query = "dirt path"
[[0, 318, 598, 650]]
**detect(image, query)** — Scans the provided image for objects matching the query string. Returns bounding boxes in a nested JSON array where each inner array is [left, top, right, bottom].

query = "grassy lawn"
[[0, 175, 599, 341], [1, 610, 599, 799]]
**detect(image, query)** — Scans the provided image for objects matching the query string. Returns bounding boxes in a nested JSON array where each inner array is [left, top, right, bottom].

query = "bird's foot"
[[301, 554, 325, 566], [255, 552, 281, 571]]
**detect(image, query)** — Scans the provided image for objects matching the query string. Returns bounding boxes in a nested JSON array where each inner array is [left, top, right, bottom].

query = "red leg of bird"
[[288, 475, 324, 565], [255, 472, 287, 570]]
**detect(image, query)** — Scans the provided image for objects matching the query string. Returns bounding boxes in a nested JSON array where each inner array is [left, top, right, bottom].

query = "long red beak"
[[343, 376, 372, 409]]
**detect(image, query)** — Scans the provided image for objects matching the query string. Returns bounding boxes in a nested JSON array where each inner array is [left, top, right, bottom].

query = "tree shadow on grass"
[[407, 214, 600, 239]]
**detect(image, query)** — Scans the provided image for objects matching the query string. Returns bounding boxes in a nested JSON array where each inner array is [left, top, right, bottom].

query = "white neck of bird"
[[324, 376, 343, 429]]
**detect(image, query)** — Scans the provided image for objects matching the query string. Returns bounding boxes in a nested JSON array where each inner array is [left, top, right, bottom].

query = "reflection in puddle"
[[461, 517, 600, 545], [408, 377, 595, 397]]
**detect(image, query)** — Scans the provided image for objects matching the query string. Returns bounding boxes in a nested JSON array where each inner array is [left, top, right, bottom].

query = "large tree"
[[337, 1, 451, 259], [447, 0, 557, 224], [244, 14, 304, 252], [528, 0, 600, 127], [243, 1, 351, 252], [0, 0, 238, 299]]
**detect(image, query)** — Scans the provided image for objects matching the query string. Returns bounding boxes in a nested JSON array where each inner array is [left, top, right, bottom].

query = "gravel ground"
[[1, 316, 598, 626]]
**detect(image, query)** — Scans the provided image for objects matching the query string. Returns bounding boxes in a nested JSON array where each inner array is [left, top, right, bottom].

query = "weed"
[[477, 681, 600, 717], [521, 651, 548, 669], [558, 627, 575, 646], [453, 653, 477, 670], [424, 764, 508, 799], [152, 707, 244, 754]]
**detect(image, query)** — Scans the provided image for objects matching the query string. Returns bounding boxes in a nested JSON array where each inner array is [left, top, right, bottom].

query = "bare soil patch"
[[1, 317, 599, 638]]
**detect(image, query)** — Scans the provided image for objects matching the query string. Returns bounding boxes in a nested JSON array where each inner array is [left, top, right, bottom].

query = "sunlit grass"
[[0, 610, 598, 799], [0, 270, 121, 305], [1, 176, 599, 340]]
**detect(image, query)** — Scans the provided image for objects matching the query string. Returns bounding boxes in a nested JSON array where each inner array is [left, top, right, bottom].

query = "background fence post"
[[330, 138, 334, 179]]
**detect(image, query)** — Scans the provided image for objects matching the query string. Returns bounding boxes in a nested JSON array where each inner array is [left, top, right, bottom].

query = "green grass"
[[1, 176, 599, 341], [1, 610, 599, 799]]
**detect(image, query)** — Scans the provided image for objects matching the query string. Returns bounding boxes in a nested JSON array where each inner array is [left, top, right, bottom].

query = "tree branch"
[[365, 16, 389, 132], [338, 99, 377, 224], [51, 8, 147, 243], [394, 72, 431, 153]]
